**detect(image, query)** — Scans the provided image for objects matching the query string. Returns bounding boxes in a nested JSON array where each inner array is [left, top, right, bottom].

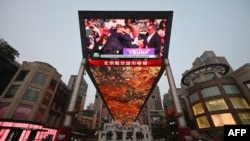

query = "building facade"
[[138, 85, 167, 140], [0, 61, 71, 140], [180, 51, 250, 141]]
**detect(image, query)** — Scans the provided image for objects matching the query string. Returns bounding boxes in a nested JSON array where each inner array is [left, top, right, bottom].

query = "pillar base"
[[55, 126, 72, 141], [178, 127, 192, 141]]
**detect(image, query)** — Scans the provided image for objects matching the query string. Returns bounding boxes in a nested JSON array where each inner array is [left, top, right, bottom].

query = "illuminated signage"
[[79, 11, 173, 125]]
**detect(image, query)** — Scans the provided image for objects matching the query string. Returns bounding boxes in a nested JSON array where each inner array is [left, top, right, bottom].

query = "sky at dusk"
[[1, 0, 250, 108]]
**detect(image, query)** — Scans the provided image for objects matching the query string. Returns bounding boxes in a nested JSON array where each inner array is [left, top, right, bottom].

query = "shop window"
[[4, 85, 19, 98], [238, 112, 250, 124], [32, 72, 47, 85], [22, 87, 40, 101], [201, 86, 221, 98], [211, 113, 236, 127], [189, 92, 199, 103], [196, 116, 210, 129], [230, 97, 250, 109], [192, 103, 204, 115], [223, 84, 241, 94], [205, 98, 228, 112], [15, 70, 30, 81]]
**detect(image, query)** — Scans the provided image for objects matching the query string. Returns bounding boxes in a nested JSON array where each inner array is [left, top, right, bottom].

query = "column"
[[55, 58, 86, 141], [164, 59, 192, 141]]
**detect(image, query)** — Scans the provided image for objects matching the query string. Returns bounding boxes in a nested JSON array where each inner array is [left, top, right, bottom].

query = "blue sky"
[[1, 0, 250, 108]]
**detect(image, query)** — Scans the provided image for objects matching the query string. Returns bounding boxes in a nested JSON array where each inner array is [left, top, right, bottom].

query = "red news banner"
[[88, 59, 162, 66], [224, 125, 250, 140]]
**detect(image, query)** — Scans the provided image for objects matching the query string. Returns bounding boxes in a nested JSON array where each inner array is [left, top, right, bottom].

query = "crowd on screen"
[[85, 19, 167, 57]]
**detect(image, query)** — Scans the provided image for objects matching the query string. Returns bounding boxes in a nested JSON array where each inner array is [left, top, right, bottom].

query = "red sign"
[[88, 59, 162, 66]]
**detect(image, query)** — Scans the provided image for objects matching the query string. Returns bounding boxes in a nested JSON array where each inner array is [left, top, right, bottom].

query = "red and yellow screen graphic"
[[90, 66, 160, 123]]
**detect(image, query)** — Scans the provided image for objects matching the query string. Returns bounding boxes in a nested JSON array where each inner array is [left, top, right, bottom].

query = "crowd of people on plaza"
[[85, 18, 167, 57]]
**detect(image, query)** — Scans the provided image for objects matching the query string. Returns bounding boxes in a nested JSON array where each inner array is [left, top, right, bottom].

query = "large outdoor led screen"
[[79, 11, 173, 125]]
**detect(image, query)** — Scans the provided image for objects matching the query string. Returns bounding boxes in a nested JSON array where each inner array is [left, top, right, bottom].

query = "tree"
[[0, 38, 19, 61]]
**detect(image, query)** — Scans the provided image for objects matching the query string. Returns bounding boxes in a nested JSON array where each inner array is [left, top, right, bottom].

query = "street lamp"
[[165, 59, 192, 141]]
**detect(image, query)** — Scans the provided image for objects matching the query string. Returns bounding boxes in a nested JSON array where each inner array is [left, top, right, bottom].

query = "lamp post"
[[55, 58, 86, 141], [164, 59, 192, 141], [64, 58, 86, 126]]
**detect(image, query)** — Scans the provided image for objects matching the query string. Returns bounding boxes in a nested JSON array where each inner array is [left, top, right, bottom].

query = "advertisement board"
[[79, 11, 173, 125]]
